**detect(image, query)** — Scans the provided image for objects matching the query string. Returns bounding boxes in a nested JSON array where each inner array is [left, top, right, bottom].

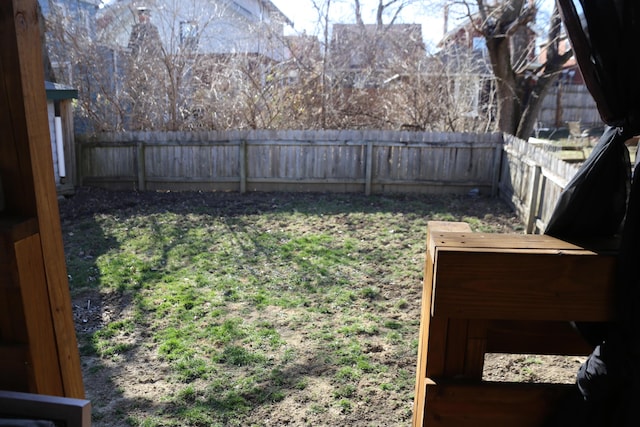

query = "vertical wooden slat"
[[413, 222, 472, 427], [491, 143, 503, 197], [413, 248, 435, 427], [15, 234, 64, 395], [240, 141, 247, 193], [526, 164, 542, 234], [365, 141, 373, 195], [464, 320, 489, 379], [136, 141, 146, 191], [443, 318, 468, 377], [60, 101, 76, 188]]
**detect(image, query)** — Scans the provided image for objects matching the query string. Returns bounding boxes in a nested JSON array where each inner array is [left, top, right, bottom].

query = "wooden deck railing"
[[413, 222, 616, 426]]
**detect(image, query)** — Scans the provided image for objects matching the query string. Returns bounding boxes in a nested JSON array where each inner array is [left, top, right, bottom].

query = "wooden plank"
[[432, 232, 592, 251], [0, 390, 91, 427], [136, 141, 146, 190], [425, 316, 448, 379], [15, 234, 64, 395], [427, 222, 472, 257], [433, 249, 616, 321], [413, 249, 435, 427], [491, 144, 502, 197], [443, 319, 468, 377], [0, 217, 39, 244], [424, 381, 575, 427], [464, 320, 488, 379], [365, 141, 373, 195], [526, 164, 542, 234], [0, 0, 84, 398], [239, 141, 247, 193], [0, 8, 38, 216], [414, 223, 473, 426]]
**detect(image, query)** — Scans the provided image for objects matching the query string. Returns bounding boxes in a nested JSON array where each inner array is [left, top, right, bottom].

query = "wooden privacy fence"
[[499, 134, 580, 233], [76, 130, 504, 196], [77, 130, 584, 230]]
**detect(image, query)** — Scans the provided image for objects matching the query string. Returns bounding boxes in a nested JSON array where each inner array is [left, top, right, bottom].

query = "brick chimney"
[[137, 7, 151, 24]]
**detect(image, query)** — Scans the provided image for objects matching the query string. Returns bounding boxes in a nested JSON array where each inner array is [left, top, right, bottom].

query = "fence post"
[[136, 141, 146, 191], [365, 141, 373, 196], [76, 140, 83, 186], [239, 140, 247, 194], [526, 164, 542, 234], [491, 142, 503, 197]]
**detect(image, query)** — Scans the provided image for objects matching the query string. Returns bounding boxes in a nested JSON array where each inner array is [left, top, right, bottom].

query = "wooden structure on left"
[[0, 0, 85, 398]]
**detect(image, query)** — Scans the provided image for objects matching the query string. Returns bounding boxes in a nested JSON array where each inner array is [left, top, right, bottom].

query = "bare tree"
[[44, 0, 508, 133], [45, 0, 292, 131], [468, 0, 572, 138]]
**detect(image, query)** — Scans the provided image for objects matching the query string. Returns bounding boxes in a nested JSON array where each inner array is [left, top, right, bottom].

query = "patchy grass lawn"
[[60, 189, 522, 426]]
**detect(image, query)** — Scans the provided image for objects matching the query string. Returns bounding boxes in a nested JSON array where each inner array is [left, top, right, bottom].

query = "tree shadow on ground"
[[59, 187, 520, 425]]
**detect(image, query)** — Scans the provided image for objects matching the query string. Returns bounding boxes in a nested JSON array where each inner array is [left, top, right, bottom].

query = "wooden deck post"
[[0, 0, 85, 398]]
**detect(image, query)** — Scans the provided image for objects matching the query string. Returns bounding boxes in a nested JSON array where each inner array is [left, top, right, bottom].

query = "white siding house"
[[96, 0, 292, 61]]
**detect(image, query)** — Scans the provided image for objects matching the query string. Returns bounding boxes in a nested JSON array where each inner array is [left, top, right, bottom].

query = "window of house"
[[231, 1, 254, 19], [180, 21, 199, 49], [472, 36, 487, 52]]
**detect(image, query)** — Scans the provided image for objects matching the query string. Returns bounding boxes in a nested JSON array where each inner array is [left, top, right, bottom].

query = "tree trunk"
[[486, 36, 521, 135], [479, 1, 570, 139], [516, 74, 556, 139]]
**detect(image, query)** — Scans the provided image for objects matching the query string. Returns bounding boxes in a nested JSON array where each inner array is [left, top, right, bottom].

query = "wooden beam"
[[0, 390, 91, 427], [0, 0, 84, 398], [424, 381, 575, 427], [434, 248, 616, 321]]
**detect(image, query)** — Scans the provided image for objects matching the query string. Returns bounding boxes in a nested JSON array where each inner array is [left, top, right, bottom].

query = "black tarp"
[[544, 0, 640, 424]]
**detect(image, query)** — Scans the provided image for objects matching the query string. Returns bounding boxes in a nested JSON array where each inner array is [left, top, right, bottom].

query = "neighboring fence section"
[[500, 134, 580, 233], [77, 130, 504, 196], [536, 83, 601, 130]]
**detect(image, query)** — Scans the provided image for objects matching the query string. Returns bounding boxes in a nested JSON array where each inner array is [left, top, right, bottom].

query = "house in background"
[[329, 23, 426, 89], [96, 0, 292, 61], [282, 33, 322, 85], [41, 0, 293, 131], [39, 0, 102, 84]]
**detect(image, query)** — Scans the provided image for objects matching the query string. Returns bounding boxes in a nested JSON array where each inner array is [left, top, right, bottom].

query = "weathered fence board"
[[77, 131, 504, 195], [500, 135, 580, 233]]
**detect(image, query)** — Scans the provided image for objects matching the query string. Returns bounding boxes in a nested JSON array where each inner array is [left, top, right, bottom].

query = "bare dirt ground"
[[60, 189, 585, 426]]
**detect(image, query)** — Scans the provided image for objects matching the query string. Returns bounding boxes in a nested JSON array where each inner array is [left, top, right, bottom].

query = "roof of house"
[[260, 0, 293, 27], [45, 81, 78, 100]]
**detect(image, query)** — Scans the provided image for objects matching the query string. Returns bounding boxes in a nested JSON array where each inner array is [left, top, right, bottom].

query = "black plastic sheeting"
[[544, 0, 640, 425]]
